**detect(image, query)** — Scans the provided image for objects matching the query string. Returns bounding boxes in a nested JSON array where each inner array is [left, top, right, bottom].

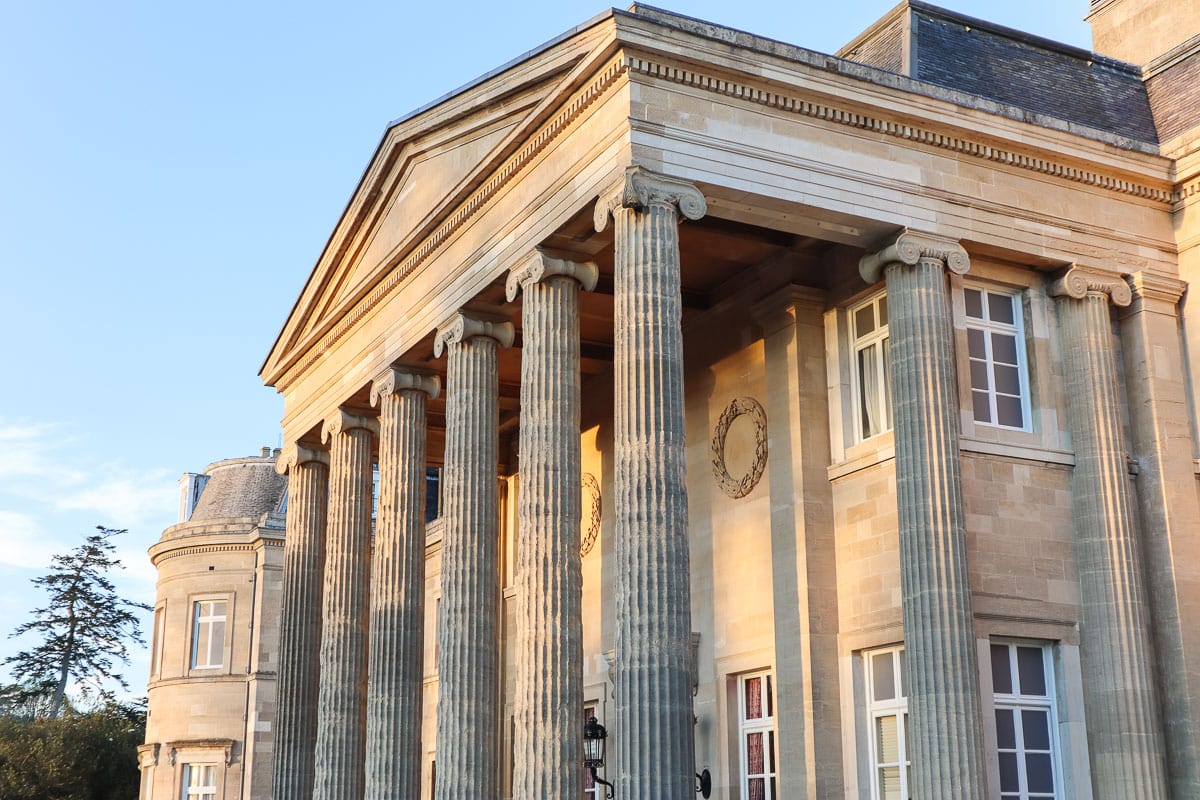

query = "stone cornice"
[[370, 367, 441, 406], [1048, 265, 1132, 307], [270, 54, 630, 393], [505, 249, 599, 301], [433, 311, 516, 357], [166, 738, 236, 766], [275, 443, 329, 476], [859, 229, 970, 284], [622, 55, 1174, 205], [322, 409, 380, 444], [593, 165, 707, 231]]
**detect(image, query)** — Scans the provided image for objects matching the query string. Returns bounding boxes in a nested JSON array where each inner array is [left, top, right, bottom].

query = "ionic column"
[[594, 166, 706, 799], [272, 444, 329, 800], [1051, 267, 1168, 799], [432, 311, 514, 800], [860, 230, 987, 799], [365, 369, 440, 800], [313, 410, 378, 800], [506, 251, 598, 799]]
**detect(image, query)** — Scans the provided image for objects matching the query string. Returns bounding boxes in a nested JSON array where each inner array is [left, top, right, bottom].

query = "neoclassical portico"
[[259, 6, 1199, 800]]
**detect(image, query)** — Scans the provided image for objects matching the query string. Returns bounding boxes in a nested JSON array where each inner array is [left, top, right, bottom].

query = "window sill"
[[958, 436, 1074, 467], [828, 432, 895, 481]]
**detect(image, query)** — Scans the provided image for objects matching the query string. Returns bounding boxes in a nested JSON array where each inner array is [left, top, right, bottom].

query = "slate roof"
[[190, 455, 287, 521], [840, 1, 1159, 145]]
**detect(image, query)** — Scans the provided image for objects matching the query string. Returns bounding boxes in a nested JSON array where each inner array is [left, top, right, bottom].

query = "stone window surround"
[[150, 601, 166, 679], [826, 259, 1074, 480]]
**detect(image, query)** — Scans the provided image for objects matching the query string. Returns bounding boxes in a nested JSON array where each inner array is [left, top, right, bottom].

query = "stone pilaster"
[[432, 312, 514, 800], [1051, 266, 1169, 799], [364, 369, 440, 800], [595, 166, 706, 800], [313, 410, 378, 800], [1120, 273, 1200, 799], [506, 251, 598, 800], [860, 229, 986, 799], [753, 286, 842, 799], [272, 444, 330, 800]]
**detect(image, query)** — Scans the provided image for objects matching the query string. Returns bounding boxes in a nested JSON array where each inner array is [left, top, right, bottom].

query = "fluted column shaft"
[[313, 411, 377, 800], [596, 166, 706, 800], [862, 231, 986, 799], [507, 253, 597, 800], [272, 446, 329, 800], [1054, 271, 1168, 799], [365, 370, 439, 800], [433, 313, 513, 800]]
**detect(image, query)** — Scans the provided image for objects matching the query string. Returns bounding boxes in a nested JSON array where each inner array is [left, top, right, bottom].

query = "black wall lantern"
[[582, 715, 712, 799], [583, 716, 615, 799]]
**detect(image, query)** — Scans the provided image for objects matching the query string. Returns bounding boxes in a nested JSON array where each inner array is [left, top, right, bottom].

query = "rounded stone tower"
[[138, 449, 287, 800]]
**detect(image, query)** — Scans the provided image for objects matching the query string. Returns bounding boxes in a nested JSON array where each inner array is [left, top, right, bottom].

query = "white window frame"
[[737, 670, 777, 800], [181, 763, 218, 800], [864, 645, 909, 800], [963, 286, 1031, 431], [990, 640, 1062, 800], [190, 598, 227, 670], [849, 292, 892, 443]]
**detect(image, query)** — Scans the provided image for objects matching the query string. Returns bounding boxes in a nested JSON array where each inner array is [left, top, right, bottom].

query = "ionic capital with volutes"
[[593, 165, 707, 232], [1047, 265, 1132, 307], [370, 367, 441, 407], [433, 311, 515, 357], [275, 443, 330, 476], [505, 249, 599, 301], [321, 409, 380, 444], [858, 228, 970, 284]]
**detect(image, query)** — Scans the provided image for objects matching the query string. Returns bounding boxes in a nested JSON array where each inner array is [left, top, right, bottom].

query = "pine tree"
[[4, 526, 151, 718]]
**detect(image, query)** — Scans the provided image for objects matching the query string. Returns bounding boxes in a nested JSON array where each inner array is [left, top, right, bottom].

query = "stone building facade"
[[138, 451, 287, 800], [250, 1, 1200, 799]]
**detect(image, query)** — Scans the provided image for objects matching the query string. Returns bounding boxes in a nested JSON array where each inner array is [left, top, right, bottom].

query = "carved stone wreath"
[[580, 472, 602, 557], [711, 396, 768, 499]]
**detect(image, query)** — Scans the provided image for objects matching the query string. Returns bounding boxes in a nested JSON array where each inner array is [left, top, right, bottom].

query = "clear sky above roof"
[[0, 0, 1091, 688]]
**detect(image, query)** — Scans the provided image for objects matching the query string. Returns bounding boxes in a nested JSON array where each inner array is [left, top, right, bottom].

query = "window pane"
[[965, 288, 983, 319], [209, 621, 225, 666], [875, 714, 899, 762], [882, 337, 892, 431], [855, 304, 875, 336], [989, 292, 1016, 325], [968, 328, 986, 359], [878, 296, 888, 326], [1026, 753, 1054, 792], [1022, 709, 1051, 751], [969, 360, 989, 392], [878, 766, 902, 800], [745, 676, 762, 719], [1017, 647, 1047, 696], [998, 752, 1020, 792], [872, 652, 896, 701], [749, 777, 766, 800], [991, 331, 1018, 364], [766, 674, 773, 718], [996, 395, 1024, 428], [991, 644, 1013, 695], [994, 363, 1021, 396], [768, 730, 776, 772], [973, 390, 992, 423], [747, 731, 764, 772], [995, 708, 1016, 750], [897, 649, 906, 697]]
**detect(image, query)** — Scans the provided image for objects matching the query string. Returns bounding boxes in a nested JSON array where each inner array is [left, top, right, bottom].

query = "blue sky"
[[0, 1, 1092, 694]]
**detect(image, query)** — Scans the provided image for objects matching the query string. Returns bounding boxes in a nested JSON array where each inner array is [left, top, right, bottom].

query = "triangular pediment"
[[262, 16, 618, 386]]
